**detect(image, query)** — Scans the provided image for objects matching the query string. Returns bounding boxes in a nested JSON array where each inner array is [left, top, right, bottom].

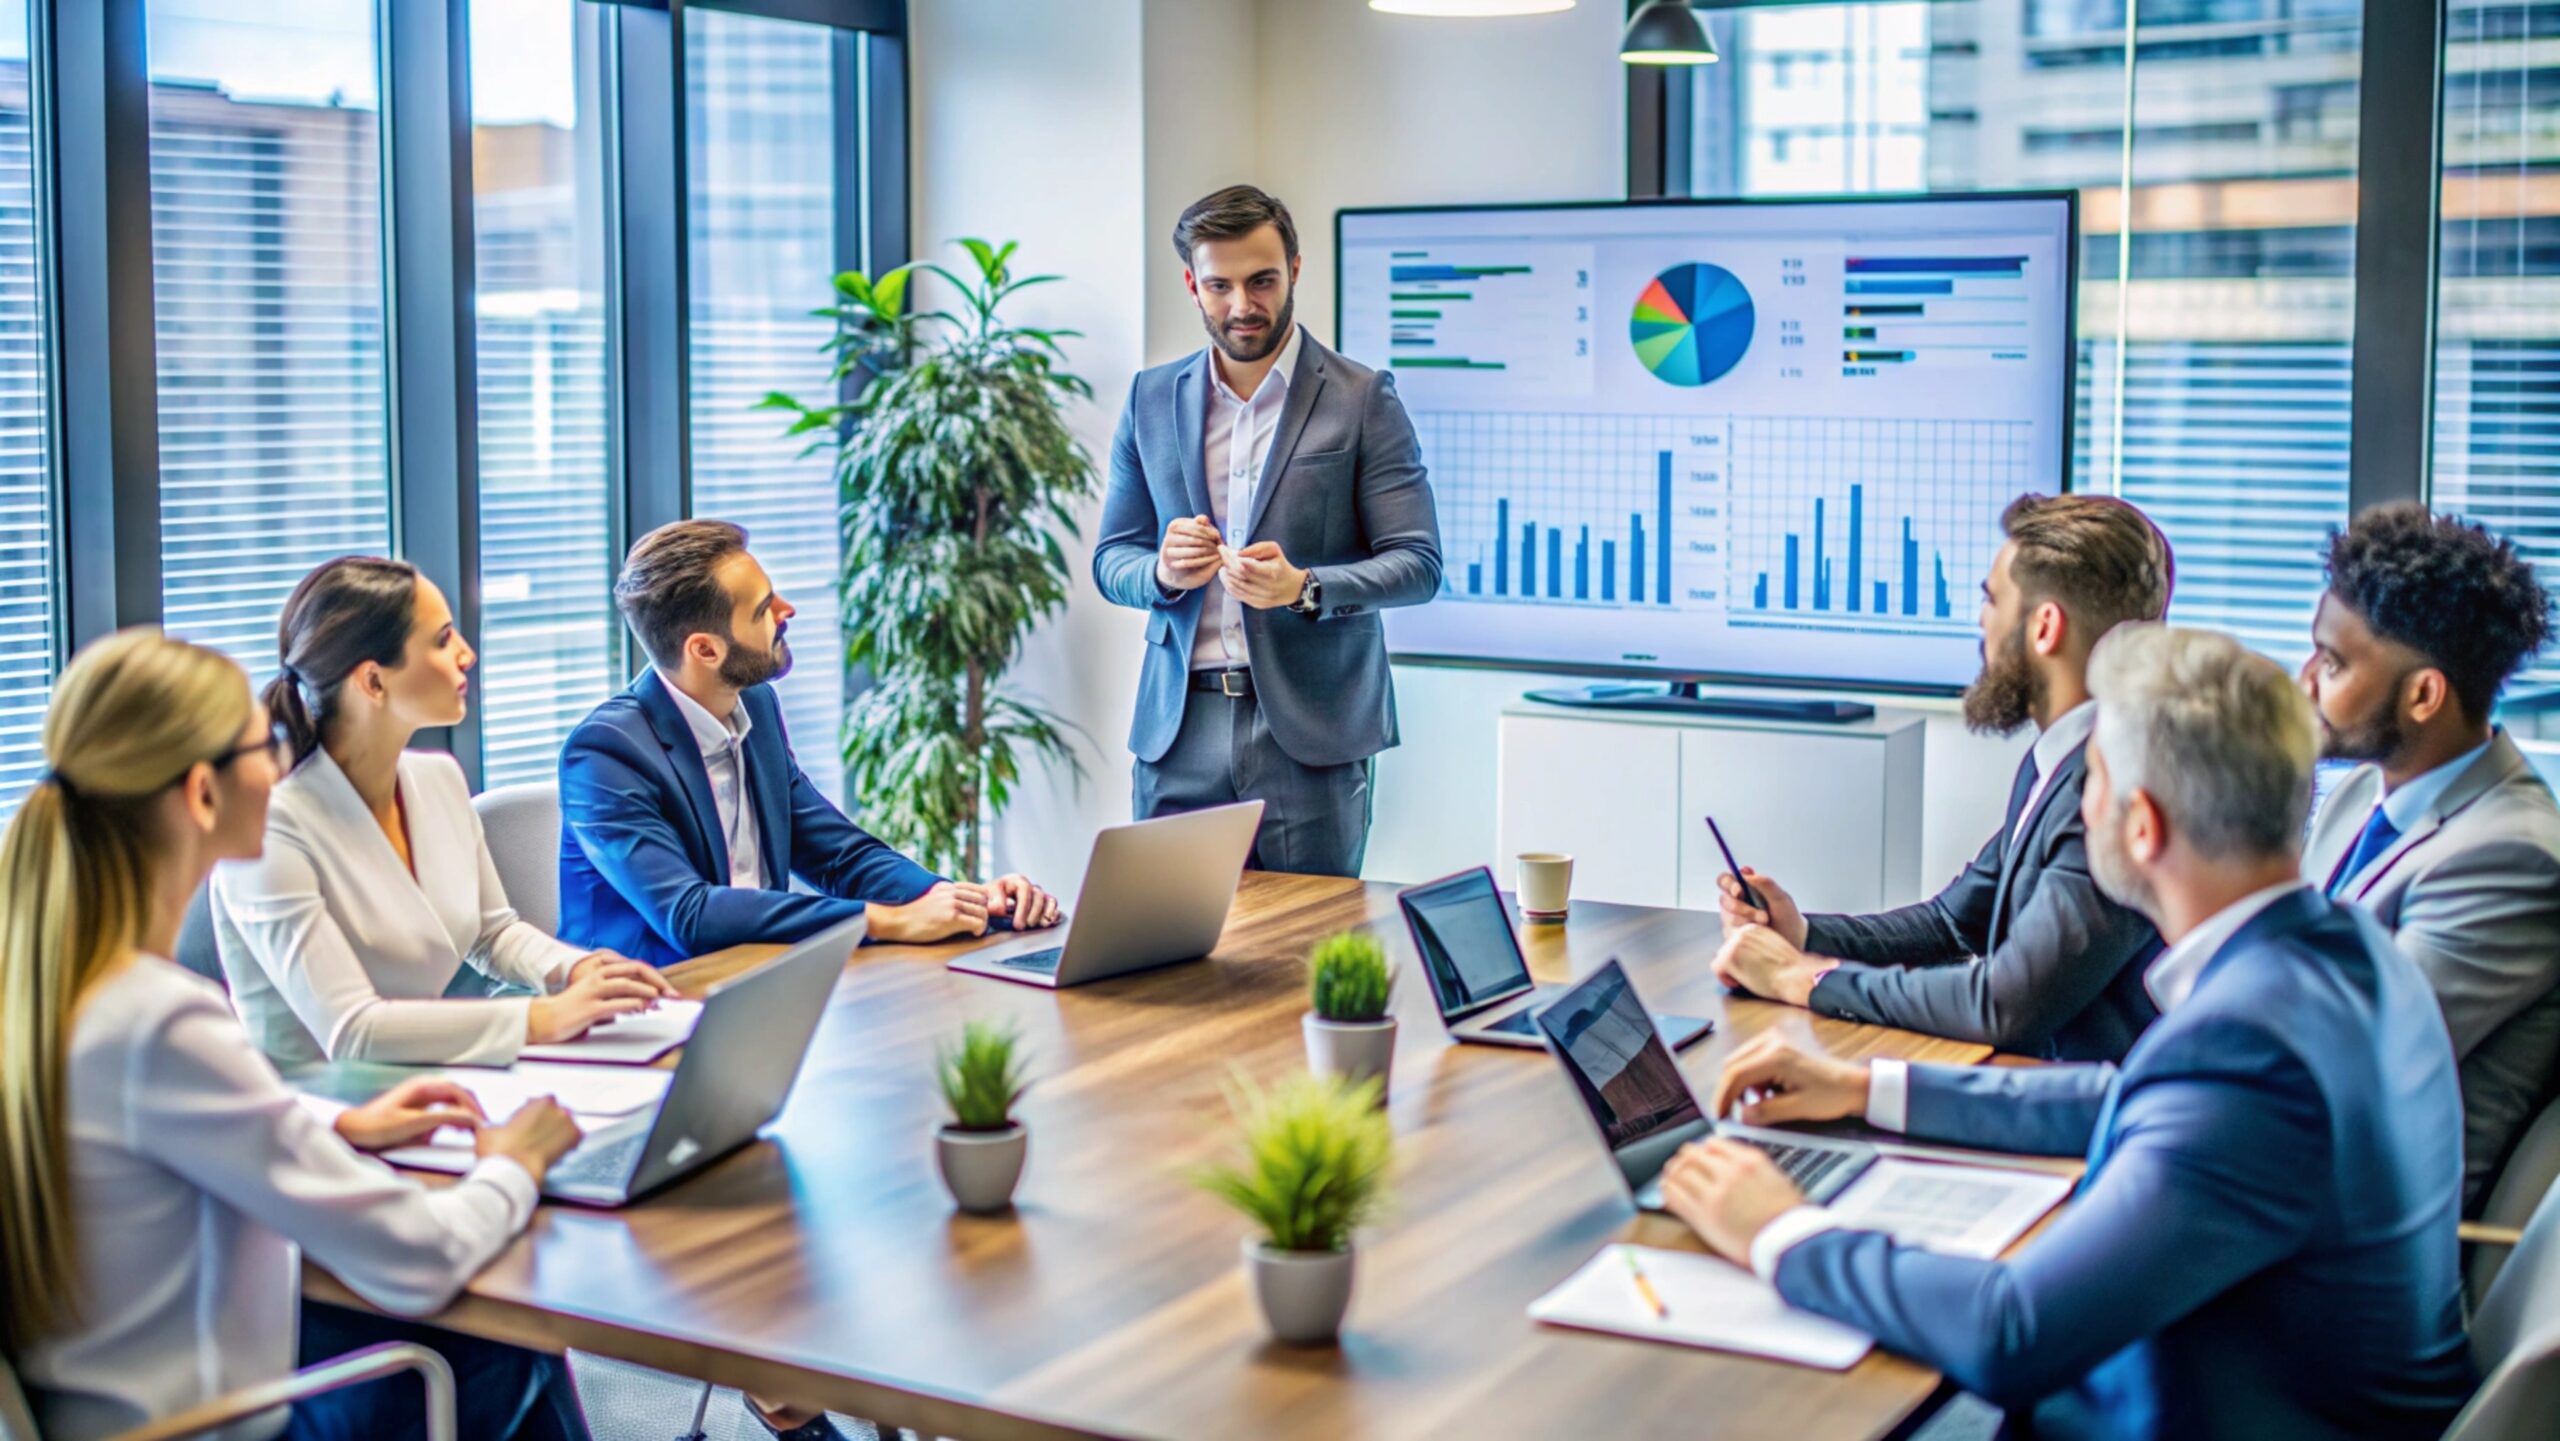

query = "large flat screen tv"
[[1335, 192, 2077, 696]]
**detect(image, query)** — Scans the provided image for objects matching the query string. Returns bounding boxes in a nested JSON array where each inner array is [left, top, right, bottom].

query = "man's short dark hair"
[[2325, 503, 2551, 721], [616, 519, 750, 670], [1172, 185, 1298, 269], [2001, 492, 2175, 640]]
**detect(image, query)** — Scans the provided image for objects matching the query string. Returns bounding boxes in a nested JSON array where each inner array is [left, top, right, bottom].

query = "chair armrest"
[[105, 1342, 454, 1441], [2461, 1220, 2526, 1250]]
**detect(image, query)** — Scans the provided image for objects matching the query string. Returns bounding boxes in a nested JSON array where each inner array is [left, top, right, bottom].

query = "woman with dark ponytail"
[[213, 557, 675, 1068], [1, 628, 587, 1440]]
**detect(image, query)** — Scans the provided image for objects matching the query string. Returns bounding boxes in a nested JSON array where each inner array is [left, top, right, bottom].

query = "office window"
[[1688, 0, 2361, 662], [0, 0, 49, 812], [146, 0, 390, 681], [2432, 0, 2560, 694], [471, 0, 614, 787], [685, 7, 845, 801]]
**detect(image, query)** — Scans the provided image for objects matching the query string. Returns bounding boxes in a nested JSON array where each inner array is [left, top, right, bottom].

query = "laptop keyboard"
[[1749, 1137, 1867, 1202], [994, 948, 1064, 973], [546, 1128, 648, 1191]]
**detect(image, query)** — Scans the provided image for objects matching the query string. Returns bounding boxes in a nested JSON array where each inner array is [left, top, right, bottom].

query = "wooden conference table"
[[306, 873, 2021, 1441]]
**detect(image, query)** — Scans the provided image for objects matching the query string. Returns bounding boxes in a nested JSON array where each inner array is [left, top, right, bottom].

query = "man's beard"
[[2316, 684, 2407, 765], [719, 627, 791, 689], [1205, 290, 1295, 364], [2085, 796, 2159, 921], [1960, 620, 2042, 737]]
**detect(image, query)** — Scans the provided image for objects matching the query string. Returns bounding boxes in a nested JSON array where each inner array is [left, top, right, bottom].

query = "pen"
[[1620, 1245, 1669, 1320]]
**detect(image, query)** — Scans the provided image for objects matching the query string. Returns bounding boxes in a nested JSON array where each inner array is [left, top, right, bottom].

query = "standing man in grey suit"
[[1711, 494, 2173, 1061], [2302, 503, 2560, 1211], [1094, 185, 1442, 876]]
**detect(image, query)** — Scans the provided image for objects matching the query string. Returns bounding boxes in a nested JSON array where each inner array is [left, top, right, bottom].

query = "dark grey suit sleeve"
[[1808, 777, 2155, 1052], [1093, 375, 1180, 612], [1307, 370, 1441, 618], [1802, 824, 2003, 965]]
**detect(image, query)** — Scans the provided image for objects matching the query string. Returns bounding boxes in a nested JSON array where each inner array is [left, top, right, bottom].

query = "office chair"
[[474, 781, 564, 936], [2469, 1091, 2560, 1309], [0, 1341, 454, 1441], [2445, 1161, 2560, 1440]]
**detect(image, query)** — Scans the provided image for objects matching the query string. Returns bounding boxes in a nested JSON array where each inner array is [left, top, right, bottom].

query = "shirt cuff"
[[1749, 1204, 1844, 1282], [1865, 1059, 1910, 1133], [463, 1154, 541, 1228]]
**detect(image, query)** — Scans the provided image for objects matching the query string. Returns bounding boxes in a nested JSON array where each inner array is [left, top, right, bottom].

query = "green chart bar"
[[1392, 357, 1507, 370]]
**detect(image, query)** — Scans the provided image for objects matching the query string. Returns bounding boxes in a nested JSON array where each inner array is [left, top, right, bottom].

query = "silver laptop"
[[948, 801, 1264, 989], [1534, 959, 1875, 1208], [1396, 866, 1711, 1051], [538, 915, 860, 1206]]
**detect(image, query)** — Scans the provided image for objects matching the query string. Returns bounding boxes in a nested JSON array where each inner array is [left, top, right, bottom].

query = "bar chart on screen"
[[1415, 412, 1730, 611], [1355, 241, 1599, 401], [1725, 417, 2026, 639]]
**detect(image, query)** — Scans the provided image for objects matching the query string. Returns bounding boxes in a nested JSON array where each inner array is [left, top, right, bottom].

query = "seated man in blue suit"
[[558, 519, 1061, 966], [1664, 623, 2474, 1441]]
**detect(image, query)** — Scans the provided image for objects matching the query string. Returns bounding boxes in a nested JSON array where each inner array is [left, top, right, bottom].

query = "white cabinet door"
[[1495, 716, 1682, 907], [1677, 729, 1889, 916]]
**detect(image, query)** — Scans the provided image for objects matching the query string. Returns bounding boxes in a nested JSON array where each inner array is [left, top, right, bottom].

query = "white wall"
[[911, 0, 2029, 906]]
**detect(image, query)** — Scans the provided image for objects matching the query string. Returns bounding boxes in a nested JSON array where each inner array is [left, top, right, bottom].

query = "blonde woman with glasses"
[[0, 629, 587, 1440]]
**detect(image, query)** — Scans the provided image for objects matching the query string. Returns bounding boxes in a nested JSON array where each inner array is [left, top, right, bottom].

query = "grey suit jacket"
[[2306, 729, 2560, 1210], [1093, 331, 1442, 768]]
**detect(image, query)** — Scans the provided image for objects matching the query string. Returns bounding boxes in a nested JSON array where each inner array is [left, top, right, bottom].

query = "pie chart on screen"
[[1632, 262, 1754, 387]]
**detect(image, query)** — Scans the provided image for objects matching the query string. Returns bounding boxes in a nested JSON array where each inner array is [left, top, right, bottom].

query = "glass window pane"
[[146, 0, 389, 681], [2433, 0, 2560, 693], [0, 0, 52, 812], [684, 7, 844, 801], [1689, 0, 2361, 663], [471, 0, 613, 787]]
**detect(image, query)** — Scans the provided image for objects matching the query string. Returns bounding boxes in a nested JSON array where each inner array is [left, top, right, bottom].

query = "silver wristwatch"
[[1290, 571, 1323, 615]]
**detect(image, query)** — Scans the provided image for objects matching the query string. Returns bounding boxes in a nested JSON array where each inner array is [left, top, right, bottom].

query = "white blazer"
[[214, 749, 587, 1068], [14, 955, 536, 1441]]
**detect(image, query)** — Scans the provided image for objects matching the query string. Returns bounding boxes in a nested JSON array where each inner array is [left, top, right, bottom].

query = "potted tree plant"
[[763, 239, 1094, 876], [1303, 931, 1396, 1101], [934, 1020, 1029, 1214], [1191, 1072, 1393, 1346]]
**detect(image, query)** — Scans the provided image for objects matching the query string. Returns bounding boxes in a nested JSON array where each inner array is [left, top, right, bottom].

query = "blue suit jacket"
[[1777, 888, 2473, 1441], [555, 671, 942, 966]]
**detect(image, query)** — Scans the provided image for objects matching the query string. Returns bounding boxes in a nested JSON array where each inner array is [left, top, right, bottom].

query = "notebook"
[[515, 998, 703, 1064]]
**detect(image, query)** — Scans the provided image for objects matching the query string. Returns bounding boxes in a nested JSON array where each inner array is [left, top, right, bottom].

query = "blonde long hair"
[[0, 629, 251, 1354]]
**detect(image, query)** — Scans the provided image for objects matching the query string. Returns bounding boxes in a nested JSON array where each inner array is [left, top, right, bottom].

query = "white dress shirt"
[[663, 677, 766, 889], [1746, 881, 2311, 1280], [214, 749, 586, 1068], [2012, 700, 2098, 847], [1191, 323, 1305, 671], [16, 955, 536, 1441]]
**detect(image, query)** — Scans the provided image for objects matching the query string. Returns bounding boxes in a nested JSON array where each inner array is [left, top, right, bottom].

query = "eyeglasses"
[[210, 721, 293, 773]]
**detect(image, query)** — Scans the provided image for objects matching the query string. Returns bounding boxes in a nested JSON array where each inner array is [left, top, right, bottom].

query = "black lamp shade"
[[1620, 0, 1719, 65]]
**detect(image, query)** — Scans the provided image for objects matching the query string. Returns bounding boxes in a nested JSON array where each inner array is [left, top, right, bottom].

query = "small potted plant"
[[1303, 931, 1396, 1101], [934, 1020, 1029, 1213], [1191, 1072, 1393, 1345]]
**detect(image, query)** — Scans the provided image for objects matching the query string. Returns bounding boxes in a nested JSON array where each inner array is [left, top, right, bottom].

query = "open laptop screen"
[[1534, 960, 1711, 1196], [1396, 867, 1535, 1020]]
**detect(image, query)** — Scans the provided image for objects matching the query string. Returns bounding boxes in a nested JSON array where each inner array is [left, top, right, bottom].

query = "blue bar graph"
[[1468, 562, 1482, 595], [1845, 279, 1954, 295], [1443, 445, 1680, 608], [1748, 492, 1962, 623], [1574, 527, 1590, 601], [1521, 523, 1537, 595], [1546, 529, 1562, 599], [1654, 452, 1673, 604], [1602, 540, 1617, 601], [1845, 255, 2027, 274], [1631, 515, 1646, 601], [1494, 499, 1510, 595]]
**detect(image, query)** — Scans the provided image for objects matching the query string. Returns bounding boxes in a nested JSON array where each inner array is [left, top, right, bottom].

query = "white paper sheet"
[[515, 998, 702, 1064], [1530, 1157, 2074, 1366]]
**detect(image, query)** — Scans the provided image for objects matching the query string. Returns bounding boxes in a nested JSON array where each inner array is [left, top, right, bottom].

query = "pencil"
[[1620, 1245, 1669, 1320]]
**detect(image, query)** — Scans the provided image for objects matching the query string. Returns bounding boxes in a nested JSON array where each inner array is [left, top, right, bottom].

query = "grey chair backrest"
[[2473, 1091, 2560, 1307], [173, 882, 225, 988], [2448, 1156, 2560, 1440], [473, 781, 562, 937], [0, 1347, 38, 1441]]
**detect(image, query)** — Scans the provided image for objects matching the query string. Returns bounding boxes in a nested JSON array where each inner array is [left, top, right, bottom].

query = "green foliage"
[[1190, 1072, 1393, 1254], [935, 1021, 1029, 1133], [762, 238, 1096, 876], [1308, 932, 1393, 1023]]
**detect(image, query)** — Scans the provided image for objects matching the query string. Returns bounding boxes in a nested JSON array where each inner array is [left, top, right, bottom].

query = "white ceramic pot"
[[935, 1123, 1027, 1214], [1303, 1014, 1395, 1102], [1245, 1238, 1355, 1345]]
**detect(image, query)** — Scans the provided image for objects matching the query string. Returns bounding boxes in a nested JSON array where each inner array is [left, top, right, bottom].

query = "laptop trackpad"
[[1482, 1008, 1540, 1036], [994, 947, 1064, 973]]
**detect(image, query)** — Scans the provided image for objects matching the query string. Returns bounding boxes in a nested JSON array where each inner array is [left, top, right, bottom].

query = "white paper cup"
[[1517, 852, 1574, 922]]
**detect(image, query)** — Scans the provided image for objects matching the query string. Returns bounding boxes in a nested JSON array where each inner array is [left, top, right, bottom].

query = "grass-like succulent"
[[936, 1020, 1028, 1133], [1191, 1072, 1392, 1254], [1308, 931, 1393, 1024]]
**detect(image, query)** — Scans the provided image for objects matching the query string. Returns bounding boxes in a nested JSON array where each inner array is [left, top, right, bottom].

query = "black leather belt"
[[1189, 668, 1254, 697]]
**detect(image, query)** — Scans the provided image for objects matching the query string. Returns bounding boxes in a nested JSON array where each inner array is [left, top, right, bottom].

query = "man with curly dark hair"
[[2303, 502, 2560, 1210]]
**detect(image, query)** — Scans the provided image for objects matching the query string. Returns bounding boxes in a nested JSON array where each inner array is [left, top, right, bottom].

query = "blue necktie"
[[2325, 806, 2401, 897]]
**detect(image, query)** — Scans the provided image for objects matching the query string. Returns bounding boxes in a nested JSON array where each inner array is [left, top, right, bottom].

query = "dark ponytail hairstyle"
[[263, 556, 422, 768]]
